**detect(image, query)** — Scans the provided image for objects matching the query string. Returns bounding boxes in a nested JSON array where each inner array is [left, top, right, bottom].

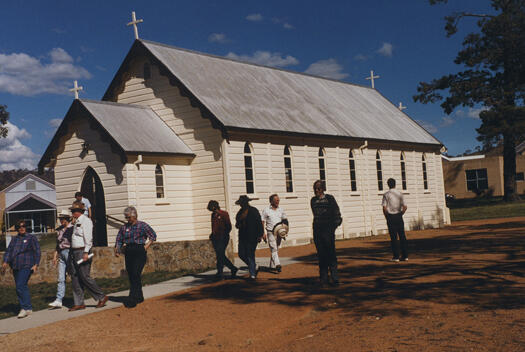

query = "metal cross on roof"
[[398, 102, 407, 111], [69, 80, 83, 100], [365, 70, 380, 89], [127, 11, 143, 40]]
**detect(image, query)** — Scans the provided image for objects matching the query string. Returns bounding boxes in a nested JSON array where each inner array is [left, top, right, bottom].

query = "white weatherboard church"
[[38, 16, 448, 250]]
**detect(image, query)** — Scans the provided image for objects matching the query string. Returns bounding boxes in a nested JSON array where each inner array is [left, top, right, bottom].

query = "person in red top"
[[207, 200, 238, 280]]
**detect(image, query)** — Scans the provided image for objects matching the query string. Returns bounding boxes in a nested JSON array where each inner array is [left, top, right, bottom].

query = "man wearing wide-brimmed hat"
[[235, 195, 263, 279], [67, 201, 108, 311], [49, 210, 74, 309]]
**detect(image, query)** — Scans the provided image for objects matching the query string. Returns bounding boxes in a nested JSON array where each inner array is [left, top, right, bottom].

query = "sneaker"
[[391, 258, 400, 262], [17, 309, 32, 319], [276, 265, 282, 273], [249, 275, 256, 280], [400, 257, 409, 262], [48, 300, 63, 309]]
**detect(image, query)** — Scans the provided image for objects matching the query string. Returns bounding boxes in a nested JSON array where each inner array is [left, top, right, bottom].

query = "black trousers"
[[313, 223, 339, 283], [238, 239, 258, 277], [124, 244, 147, 302], [386, 213, 408, 259], [211, 234, 236, 274]]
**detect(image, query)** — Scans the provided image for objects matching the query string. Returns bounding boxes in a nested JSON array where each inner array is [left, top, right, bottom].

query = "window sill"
[[402, 191, 410, 195], [284, 193, 299, 199], [246, 194, 260, 201], [350, 192, 361, 196], [423, 191, 432, 194], [155, 200, 170, 205]]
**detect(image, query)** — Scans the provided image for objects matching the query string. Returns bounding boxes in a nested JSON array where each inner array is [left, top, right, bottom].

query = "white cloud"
[[0, 48, 91, 96], [208, 33, 230, 44], [0, 122, 39, 171], [49, 118, 62, 128], [354, 54, 368, 61], [304, 59, 349, 80], [377, 42, 394, 57], [440, 116, 455, 127], [455, 107, 487, 119], [417, 120, 438, 134], [283, 22, 294, 30], [226, 51, 299, 68], [246, 13, 263, 21]]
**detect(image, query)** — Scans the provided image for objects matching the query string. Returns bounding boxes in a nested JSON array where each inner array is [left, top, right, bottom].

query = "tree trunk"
[[503, 134, 520, 201]]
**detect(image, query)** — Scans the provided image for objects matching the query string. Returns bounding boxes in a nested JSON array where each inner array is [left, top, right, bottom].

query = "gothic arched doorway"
[[80, 167, 107, 246]]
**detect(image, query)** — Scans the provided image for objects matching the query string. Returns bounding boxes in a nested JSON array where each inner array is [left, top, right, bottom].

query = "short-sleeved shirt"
[[81, 197, 91, 216], [382, 189, 405, 215], [261, 206, 287, 231]]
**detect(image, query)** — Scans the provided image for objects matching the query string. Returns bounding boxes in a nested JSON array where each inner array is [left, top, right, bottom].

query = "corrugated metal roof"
[[80, 99, 193, 154], [141, 40, 440, 145]]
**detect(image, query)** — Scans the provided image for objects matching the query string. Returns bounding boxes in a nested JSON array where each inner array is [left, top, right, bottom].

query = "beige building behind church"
[[39, 39, 449, 250]]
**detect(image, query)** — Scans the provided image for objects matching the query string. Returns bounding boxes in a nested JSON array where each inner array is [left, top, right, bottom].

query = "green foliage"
[[0, 105, 9, 138], [415, 0, 525, 200]]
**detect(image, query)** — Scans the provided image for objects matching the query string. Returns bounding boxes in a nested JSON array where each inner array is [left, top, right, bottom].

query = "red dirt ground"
[[1, 217, 524, 351]]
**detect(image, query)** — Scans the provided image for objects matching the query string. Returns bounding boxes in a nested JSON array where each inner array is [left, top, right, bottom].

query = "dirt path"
[[1, 218, 524, 351]]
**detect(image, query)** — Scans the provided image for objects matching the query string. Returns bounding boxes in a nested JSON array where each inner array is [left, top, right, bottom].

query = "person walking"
[[310, 180, 342, 287], [114, 206, 157, 307], [207, 200, 238, 280], [74, 192, 92, 218], [261, 194, 288, 273], [235, 195, 263, 280], [382, 178, 408, 262], [48, 210, 74, 309], [2, 220, 41, 318], [68, 201, 108, 311]]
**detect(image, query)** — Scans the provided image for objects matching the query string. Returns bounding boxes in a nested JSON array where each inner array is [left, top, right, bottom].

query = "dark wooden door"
[[80, 167, 107, 246]]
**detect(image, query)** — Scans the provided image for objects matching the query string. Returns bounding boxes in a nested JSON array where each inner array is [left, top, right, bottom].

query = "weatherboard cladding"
[[140, 40, 440, 146], [80, 99, 193, 155]]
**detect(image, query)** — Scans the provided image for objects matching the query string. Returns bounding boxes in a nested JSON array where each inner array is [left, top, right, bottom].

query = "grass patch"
[[449, 197, 525, 222], [0, 268, 211, 320]]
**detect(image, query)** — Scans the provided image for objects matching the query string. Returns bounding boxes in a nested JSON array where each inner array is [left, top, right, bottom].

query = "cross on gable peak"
[[365, 70, 380, 89], [127, 11, 144, 40], [69, 80, 83, 100]]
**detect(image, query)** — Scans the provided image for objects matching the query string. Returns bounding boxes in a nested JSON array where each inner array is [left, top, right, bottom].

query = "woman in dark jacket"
[[310, 180, 342, 287], [235, 195, 263, 279]]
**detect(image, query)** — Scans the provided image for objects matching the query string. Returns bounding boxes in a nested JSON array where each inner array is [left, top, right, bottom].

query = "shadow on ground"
[[168, 222, 525, 318]]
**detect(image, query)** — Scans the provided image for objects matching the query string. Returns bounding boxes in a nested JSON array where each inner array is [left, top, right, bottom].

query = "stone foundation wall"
[[0, 239, 231, 286]]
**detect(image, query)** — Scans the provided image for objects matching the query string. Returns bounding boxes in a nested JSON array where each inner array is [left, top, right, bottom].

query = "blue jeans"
[[56, 249, 69, 302], [13, 268, 33, 310]]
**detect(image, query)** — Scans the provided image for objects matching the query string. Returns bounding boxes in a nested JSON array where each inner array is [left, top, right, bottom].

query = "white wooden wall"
[[54, 119, 128, 244]]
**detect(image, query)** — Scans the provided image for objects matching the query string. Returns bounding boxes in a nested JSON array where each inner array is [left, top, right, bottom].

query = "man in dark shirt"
[[207, 200, 238, 279], [310, 180, 342, 287], [235, 195, 263, 280], [114, 206, 156, 307], [2, 220, 41, 318]]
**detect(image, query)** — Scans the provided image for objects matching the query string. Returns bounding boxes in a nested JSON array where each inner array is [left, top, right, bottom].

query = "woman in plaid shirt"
[[2, 220, 41, 318]]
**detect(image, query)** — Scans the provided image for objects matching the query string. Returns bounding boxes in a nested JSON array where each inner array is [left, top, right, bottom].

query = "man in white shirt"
[[261, 194, 288, 273], [67, 201, 108, 311], [75, 192, 92, 218], [382, 178, 408, 262]]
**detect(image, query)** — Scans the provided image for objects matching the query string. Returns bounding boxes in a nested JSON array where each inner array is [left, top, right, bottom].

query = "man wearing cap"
[[261, 194, 288, 273], [49, 210, 74, 309], [207, 200, 238, 280], [114, 206, 157, 307], [68, 200, 108, 311], [235, 195, 264, 280]]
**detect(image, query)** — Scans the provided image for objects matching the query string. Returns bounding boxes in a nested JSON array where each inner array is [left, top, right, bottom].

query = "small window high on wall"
[[155, 164, 165, 198], [349, 150, 357, 191], [318, 148, 326, 185], [244, 142, 255, 194], [144, 63, 151, 79], [400, 153, 407, 190], [284, 145, 293, 193], [422, 154, 428, 190], [376, 151, 383, 191]]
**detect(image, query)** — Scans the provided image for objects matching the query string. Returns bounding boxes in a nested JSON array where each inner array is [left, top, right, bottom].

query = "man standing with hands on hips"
[[68, 201, 108, 311], [114, 206, 156, 307]]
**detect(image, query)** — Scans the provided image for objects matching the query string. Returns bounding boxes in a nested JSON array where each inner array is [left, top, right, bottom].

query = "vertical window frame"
[[155, 164, 165, 199], [284, 145, 294, 193], [422, 154, 429, 190], [376, 150, 383, 191], [349, 150, 357, 192], [318, 147, 326, 186], [244, 142, 255, 194], [400, 152, 407, 191]]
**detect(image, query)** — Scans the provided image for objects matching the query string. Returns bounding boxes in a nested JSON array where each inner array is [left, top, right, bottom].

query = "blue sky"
[[0, 0, 494, 170]]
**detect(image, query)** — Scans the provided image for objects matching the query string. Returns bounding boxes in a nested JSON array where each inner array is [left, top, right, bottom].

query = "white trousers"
[[267, 231, 282, 268]]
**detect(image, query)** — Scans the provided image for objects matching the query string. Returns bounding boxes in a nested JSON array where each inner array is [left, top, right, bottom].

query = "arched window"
[[318, 148, 326, 185], [376, 151, 383, 191], [244, 142, 255, 194], [400, 153, 407, 190], [422, 154, 428, 190], [143, 63, 151, 79], [155, 164, 165, 198], [284, 145, 294, 193], [349, 150, 357, 191]]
